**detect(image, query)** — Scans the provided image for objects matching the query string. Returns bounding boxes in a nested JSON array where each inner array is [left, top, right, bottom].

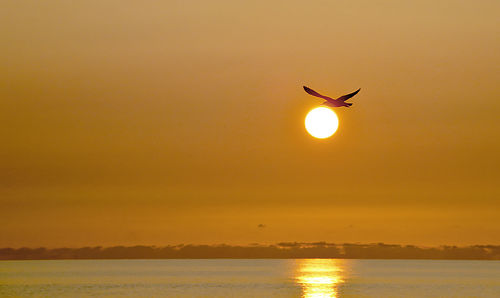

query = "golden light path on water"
[[294, 259, 345, 298]]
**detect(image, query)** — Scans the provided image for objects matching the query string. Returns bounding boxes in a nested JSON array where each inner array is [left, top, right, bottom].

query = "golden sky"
[[1, 1, 499, 247]]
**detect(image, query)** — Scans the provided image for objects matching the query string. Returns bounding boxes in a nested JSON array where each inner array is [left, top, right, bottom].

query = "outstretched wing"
[[303, 86, 333, 101], [336, 88, 360, 101]]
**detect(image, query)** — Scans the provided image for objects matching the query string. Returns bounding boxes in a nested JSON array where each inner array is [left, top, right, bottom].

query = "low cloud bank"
[[1, 243, 499, 260]]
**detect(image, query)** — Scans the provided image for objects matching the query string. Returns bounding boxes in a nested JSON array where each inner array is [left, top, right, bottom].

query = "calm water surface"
[[1, 259, 499, 297]]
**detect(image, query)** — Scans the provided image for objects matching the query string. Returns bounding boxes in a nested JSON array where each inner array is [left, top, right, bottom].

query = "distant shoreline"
[[2, 243, 499, 260]]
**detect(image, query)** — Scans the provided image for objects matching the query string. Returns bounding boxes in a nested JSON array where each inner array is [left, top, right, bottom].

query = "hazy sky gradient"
[[1, 0, 499, 247]]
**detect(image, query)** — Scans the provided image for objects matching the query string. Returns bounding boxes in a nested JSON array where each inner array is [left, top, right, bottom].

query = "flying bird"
[[303, 86, 360, 107]]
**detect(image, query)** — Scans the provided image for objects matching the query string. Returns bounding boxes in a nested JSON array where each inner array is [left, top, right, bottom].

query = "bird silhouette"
[[303, 86, 360, 107]]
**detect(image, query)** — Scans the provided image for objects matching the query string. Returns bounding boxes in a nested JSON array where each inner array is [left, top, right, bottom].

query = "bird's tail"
[[346, 103, 353, 107]]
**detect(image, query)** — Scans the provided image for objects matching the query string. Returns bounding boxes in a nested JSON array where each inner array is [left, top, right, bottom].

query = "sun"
[[305, 107, 339, 139]]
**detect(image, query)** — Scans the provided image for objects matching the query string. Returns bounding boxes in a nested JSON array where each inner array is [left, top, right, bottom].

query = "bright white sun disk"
[[305, 107, 339, 139]]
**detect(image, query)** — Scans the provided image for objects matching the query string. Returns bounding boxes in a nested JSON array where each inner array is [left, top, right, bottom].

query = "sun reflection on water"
[[295, 259, 345, 298]]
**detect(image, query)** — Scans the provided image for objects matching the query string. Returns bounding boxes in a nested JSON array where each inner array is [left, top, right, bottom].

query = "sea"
[[1, 259, 499, 297]]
